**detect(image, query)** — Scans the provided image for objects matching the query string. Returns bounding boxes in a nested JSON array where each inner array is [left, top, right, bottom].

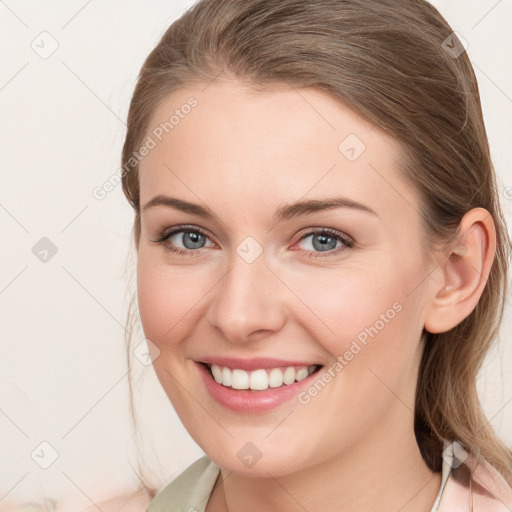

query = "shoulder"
[[470, 453, 512, 511], [146, 455, 220, 512], [438, 442, 512, 512]]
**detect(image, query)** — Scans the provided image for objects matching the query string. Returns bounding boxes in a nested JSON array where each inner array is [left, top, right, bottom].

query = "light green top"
[[146, 453, 450, 512], [147, 455, 219, 512]]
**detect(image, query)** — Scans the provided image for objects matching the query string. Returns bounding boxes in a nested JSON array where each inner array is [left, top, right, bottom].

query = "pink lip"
[[198, 356, 319, 371], [196, 362, 322, 413]]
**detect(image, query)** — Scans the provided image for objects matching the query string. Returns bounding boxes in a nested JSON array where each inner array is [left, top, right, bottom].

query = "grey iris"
[[312, 233, 337, 251], [182, 231, 205, 249]]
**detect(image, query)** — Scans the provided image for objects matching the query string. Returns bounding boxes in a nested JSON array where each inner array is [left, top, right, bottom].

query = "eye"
[[151, 225, 354, 258], [151, 225, 216, 256], [294, 228, 354, 257]]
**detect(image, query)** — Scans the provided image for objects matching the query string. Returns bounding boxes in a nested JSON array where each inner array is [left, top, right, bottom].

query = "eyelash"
[[151, 225, 355, 258]]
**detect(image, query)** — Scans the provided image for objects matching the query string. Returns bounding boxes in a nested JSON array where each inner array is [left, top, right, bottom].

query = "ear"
[[423, 207, 496, 334]]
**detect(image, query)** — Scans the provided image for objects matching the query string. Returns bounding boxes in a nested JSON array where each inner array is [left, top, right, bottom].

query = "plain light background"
[[1, 0, 511, 509]]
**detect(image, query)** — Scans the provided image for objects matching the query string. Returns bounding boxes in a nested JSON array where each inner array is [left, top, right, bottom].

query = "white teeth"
[[211, 364, 222, 383], [283, 367, 296, 385], [249, 369, 268, 391], [222, 366, 232, 386], [231, 369, 249, 389], [295, 367, 310, 381], [209, 364, 318, 391], [268, 368, 284, 388]]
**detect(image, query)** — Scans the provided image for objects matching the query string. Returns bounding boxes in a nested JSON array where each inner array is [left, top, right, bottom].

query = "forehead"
[[138, 80, 419, 226]]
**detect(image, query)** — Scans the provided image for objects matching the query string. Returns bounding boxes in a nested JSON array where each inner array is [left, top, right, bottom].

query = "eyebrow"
[[141, 194, 378, 223]]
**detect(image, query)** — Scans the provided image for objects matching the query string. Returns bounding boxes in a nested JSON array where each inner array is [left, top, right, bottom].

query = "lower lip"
[[196, 362, 322, 413]]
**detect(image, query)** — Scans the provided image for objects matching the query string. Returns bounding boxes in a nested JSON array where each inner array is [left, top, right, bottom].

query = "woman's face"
[[136, 79, 438, 476]]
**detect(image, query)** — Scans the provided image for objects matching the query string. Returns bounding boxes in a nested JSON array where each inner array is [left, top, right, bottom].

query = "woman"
[[120, 0, 512, 510]]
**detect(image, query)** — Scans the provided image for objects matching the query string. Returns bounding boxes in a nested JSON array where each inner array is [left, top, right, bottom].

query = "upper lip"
[[198, 357, 321, 371]]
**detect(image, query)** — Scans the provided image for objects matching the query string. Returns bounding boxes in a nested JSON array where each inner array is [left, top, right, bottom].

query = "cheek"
[[287, 260, 423, 370], [136, 255, 208, 345], [289, 266, 402, 334]]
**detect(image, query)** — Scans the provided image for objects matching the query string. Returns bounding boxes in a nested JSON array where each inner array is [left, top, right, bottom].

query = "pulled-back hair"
[[121, 0, 512, 495]]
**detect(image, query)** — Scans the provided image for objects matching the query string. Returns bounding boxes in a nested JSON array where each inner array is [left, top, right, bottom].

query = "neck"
[[207, 411, 441, 512]]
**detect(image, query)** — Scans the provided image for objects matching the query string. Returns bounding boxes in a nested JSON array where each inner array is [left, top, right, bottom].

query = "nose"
[[206, 249, 287, 343]]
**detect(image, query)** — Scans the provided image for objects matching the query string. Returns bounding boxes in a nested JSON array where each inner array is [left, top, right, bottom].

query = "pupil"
[[313, 234, 337, 251], [183, 231, 205, 249]]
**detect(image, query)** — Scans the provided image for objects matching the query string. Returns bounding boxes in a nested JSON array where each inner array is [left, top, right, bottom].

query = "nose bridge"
[[207, 244, 285, 342]]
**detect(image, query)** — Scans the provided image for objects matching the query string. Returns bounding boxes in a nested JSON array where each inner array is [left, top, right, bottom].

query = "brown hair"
[[121, 0, 512, 495]]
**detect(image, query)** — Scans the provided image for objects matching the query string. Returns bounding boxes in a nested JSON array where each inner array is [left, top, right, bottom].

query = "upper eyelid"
[[161, 225, 353, 248], [297, 227, 353, 241], [164, 225, 216, 242]]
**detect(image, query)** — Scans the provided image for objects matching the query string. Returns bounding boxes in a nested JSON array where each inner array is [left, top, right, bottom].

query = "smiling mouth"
[[201, 362, 323, 391]]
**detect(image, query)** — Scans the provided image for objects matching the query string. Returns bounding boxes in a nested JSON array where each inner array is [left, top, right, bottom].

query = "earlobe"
[[423, 208, 496, 334]]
